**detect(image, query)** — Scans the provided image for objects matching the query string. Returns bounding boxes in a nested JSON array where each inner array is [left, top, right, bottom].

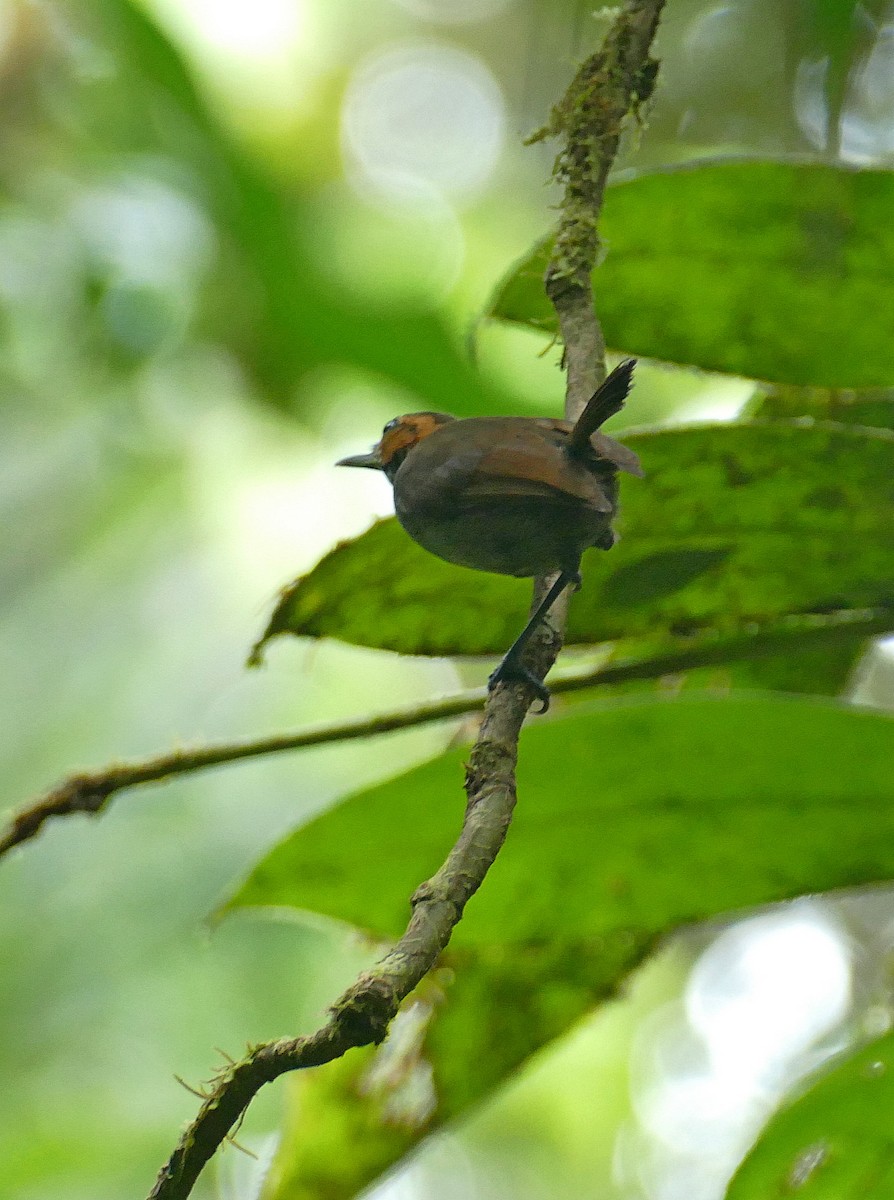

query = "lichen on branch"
[[529, 2, 664, 415]]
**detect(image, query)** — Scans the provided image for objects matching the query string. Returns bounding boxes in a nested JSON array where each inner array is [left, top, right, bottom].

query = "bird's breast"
[[394, 490, 612, 577]]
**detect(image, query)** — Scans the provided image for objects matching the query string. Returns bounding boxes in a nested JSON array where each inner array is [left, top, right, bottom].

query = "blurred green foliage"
[[1, 0, 524, 417]]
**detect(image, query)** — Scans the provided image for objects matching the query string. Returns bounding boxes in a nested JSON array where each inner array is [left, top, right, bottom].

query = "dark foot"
[[488, 656, 551, 713], [568, 569, 583, 591]]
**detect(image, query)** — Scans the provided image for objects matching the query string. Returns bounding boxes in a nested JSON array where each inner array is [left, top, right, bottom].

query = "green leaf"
[[231, 694, 894, 1200], [261, 1048, 423, 1200], [726, 635, 867, 696], [485, 162, 894, 388], [748, 398, 894, 692], [754, 388, 894, 431], [253, 422, 894, 658], [230, 694, 894, 944], [728, 1029, 894, 1199]]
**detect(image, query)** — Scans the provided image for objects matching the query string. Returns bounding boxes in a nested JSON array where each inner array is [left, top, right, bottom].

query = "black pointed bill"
[[335, 451, 383, 470]]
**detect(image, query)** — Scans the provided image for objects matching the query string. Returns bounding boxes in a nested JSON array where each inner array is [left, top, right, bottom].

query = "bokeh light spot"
[[686, 907, 852, 1087], [342, 42, 506, 203], [619, 904, 853, 1200], [158, 0, 305, 60], [70, 174, 215, 289]]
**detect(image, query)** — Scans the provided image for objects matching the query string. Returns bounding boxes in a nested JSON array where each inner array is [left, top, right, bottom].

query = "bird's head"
[[336, 411, 454, 482]]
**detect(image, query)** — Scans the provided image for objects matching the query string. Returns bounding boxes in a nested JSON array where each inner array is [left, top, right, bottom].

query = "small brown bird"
[[337, 359, 642, 708]]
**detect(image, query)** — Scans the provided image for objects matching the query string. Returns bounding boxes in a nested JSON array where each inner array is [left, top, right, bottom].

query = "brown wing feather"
[[465, 444, 613, 511]]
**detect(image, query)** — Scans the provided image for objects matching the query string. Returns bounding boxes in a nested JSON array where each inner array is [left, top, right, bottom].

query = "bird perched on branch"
[[337, 358, 642, 709]]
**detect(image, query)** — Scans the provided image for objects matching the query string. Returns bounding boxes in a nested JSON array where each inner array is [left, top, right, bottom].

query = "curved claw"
[[488, 658, 551, 714]]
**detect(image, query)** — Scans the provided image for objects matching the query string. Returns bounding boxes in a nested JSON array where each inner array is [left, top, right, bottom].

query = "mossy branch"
[[531, 1, 664, 415]]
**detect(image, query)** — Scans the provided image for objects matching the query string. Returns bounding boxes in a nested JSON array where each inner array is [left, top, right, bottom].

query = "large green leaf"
[[733, 393, 894, 696], [231, 694, 894, 945], [728, 1028, 894, 1199], [253, 422, 894, 658], [485, 162, 894, 388], [231, 694, 894, 1200]]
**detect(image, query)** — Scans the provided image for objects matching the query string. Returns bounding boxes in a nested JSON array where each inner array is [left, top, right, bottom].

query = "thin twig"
[[145, 7, 668, 1196], [4, 608, 888, 862]]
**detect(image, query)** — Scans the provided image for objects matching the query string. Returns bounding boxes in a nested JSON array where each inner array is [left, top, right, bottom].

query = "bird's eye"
[[383, 418, 400, 434]]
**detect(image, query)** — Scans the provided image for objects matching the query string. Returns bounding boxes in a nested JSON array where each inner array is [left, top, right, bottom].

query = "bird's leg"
[[488, 567, 580, 712]]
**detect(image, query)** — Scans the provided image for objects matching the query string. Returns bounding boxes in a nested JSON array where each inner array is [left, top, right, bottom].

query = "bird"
[[337, 358, 642, 710]]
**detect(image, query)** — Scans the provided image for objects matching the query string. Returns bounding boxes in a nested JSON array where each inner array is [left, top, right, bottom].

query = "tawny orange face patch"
[[377, 413, 453, 467]]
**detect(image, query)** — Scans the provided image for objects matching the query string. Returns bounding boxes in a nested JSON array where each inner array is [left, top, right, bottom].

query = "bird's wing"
[[460, 443, 614, 512]]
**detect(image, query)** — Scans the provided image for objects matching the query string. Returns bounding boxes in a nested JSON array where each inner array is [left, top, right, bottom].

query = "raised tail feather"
[[567, 359, 637, 456]]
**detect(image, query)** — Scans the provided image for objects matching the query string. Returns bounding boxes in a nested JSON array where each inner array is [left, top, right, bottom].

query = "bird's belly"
[[395, 499, 608, 577]]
